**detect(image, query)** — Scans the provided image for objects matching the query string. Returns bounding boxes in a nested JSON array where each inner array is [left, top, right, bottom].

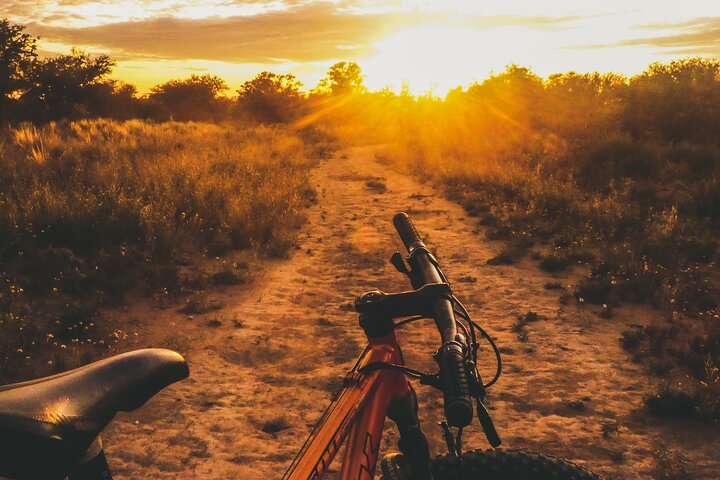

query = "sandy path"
[[104, 146, 719, 479]]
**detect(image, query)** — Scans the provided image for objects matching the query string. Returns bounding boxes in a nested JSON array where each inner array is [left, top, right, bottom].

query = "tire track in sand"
[[104, 146, 719, 479]]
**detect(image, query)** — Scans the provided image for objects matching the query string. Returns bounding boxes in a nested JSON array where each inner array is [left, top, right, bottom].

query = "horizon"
[[3, 1, 720, 95]]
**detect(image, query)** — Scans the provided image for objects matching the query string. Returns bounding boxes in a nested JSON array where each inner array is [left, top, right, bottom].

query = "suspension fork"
[[387, 384, 432, 480], [67, 437, 113, 480]]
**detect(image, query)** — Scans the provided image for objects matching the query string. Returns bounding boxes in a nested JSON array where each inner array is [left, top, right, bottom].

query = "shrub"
[[653, 444, 693, 480], [669, 143, 718, 177], [582, 134, 659, 188], [645, 385, 699, 419], [0, 119, 322, 379], [621, 328, 644, 350], [575, 275, 613, 305], [539, 254, 569, 272], [346, 59, 720, 423], [366, 180, 385, 194]]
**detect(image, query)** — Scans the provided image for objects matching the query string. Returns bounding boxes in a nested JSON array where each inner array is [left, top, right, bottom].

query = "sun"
[[358, 12, 682, 96], [361, 26, 483, 95], [361, 25, 550, 96]]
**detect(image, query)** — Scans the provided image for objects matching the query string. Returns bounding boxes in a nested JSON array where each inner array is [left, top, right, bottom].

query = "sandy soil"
[[103, 146, 720, 479]]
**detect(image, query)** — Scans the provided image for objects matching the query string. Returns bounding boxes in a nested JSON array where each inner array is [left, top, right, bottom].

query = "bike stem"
[[356, 280, 502, 449]]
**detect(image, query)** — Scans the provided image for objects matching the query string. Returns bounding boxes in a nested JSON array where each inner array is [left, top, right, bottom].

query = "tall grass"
[[364, 60, 720, 419], [0, 119, 325, 380], [384, 136, 720, 416]]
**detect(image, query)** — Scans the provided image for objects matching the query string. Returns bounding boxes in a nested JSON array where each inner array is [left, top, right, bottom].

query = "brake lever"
[[439, 421, 457, 458], [466, 360, 502, 448], [476, 398, 502, 448], [390, 251, 427, 288], [422, 367, 502, 448], [390, 252, 411, 279]]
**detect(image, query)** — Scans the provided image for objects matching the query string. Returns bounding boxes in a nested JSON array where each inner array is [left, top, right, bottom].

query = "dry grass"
[[363, 60, 720, 419], [0, 119, 326, 380]]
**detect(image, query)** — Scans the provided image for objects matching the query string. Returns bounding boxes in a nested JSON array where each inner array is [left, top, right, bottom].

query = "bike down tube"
[[284, 331, 411, 480]]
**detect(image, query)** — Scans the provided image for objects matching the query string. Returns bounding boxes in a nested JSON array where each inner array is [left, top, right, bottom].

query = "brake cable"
[[390, 299, 502, 390], [358, 362, 426, 379], [426, 259, 493, 389], [452, 297, 502, 388], [394, 314, 429, 328]]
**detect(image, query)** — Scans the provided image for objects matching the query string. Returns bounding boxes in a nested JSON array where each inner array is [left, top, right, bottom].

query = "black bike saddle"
[[0, 348, 189, 479]]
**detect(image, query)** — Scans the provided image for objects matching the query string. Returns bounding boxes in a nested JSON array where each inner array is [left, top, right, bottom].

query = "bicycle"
[[281, 213, 603, 480], [0, 348, 188, 479], [0, 213, 603, 479]]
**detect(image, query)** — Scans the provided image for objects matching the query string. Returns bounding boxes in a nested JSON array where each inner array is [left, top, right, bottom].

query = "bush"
[[0, 119, 322, 379], [653, 444, 693, 480], [621, 328, 644, 350], [332, 59, 720, 424], [669, 143, 718, 176], [646, 385, 699, 419], [575, 275, 613, 305], [582, 134, 659, 188], [539, 254, 569, 272]]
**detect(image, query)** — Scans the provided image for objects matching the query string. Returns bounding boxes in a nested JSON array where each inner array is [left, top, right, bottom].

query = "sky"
[[3, 0, 720, 95]]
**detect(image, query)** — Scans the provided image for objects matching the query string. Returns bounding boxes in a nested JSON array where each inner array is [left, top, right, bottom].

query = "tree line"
[[3, 16, 720, 146], [0, 19, 368, 124], [371, 60, 720, 419]]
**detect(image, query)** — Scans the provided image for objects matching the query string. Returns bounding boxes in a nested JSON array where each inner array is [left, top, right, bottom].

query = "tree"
[[465, 64, 544, 139], [314, 62, 366, 96], [25, 49, 115, 120], [84, 80, 140, 120], [0, 19, 38, 121], [625, 58, 720, 144], [237, 71, 304, 123], [149, 74, 229, 121], [544, 72, 626, 142], [0, 19, 37, 98], [469, 65, 543, 103]]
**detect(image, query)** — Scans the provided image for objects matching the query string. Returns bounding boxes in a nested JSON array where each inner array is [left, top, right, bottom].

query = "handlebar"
[[393, 212, 425, 254], [392, 213, 473, 427]]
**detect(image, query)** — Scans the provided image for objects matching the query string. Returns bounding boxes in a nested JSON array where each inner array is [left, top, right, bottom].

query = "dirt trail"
[[105, 146, 719, 479]]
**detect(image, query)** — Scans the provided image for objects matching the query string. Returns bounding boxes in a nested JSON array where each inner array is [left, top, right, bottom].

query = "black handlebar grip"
[[393, 212, 425, 253], [437, 342, 474, 427], [393, 212, 472, 427]]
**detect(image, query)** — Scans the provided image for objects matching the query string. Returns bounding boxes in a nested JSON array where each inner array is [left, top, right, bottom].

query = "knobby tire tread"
[[429, 449, 604, 480]]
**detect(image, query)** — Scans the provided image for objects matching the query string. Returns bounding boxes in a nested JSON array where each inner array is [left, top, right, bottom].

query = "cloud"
[[24, 3, 401, 63], [468, 14, 587, 31], [568, 17, 720, 55], [623, 17, 720, 54], [2, 1, 305, 27], [10, 1, 588, 64], [1, 1, 43, 19]]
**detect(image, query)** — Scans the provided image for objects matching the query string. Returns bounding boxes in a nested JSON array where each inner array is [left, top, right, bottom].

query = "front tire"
[[431, 449, 604, 480]]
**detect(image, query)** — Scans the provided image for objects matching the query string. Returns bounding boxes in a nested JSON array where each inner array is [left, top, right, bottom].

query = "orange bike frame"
[[283, 330, 413, 480]]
